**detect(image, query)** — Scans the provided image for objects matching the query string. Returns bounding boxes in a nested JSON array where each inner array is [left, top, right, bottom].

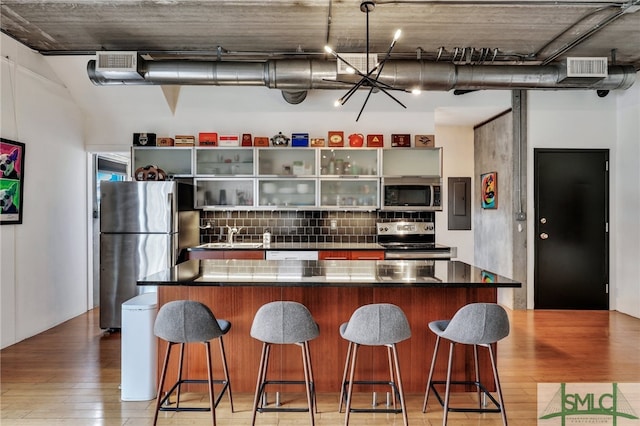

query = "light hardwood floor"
[[1, 308, 639, 425]]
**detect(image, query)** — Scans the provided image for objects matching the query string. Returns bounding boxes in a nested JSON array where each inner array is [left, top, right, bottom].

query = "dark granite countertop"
[[188, 242, 386, 250], [138, 259, 521, 288]]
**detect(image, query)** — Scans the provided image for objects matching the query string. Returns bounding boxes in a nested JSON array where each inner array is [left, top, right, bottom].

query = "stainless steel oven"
[[377, 221, 456, 259]]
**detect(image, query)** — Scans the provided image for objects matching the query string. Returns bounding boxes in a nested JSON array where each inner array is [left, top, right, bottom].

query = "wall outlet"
[[330, 219, 337, 230]]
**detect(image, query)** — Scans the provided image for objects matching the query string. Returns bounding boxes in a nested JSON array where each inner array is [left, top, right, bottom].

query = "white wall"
[[1, 36, 88, 348], [614, 76, 640, 318], [527, 77, 640, 317], [434, 125, 475, 264]]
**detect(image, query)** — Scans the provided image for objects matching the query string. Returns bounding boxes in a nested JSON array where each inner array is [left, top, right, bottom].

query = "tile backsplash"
[[200, 210, 434, 244]]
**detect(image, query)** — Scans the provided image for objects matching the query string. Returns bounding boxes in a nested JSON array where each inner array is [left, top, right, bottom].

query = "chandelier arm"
[[356, 86, 376, 122], [340, 77, 369, 104], [371, 83, 408, 108], [322, 77, 368, 86], [373, 32, 400, 80]]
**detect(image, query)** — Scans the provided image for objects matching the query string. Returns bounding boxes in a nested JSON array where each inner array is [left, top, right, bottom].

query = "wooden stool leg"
[[387, 345, 397, 410], [343, 343, 359, 426], [205, 341, 217, 426], [153, 341, 173, 426], [391, 343, 408, 426], [443, 342, 456, 426], [218, 337, 234, 412], [176, 343, 185, 410], [300, 342, 315, 426], [251, 342, 269, 426], [339, 341, 353, 413], [488, 343, 508, 426], [304, 341, 317, 413], [423, 335, 441, 412]]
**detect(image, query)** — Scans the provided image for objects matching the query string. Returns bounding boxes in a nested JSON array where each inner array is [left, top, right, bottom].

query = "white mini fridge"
[[121, 292, 158, 401]]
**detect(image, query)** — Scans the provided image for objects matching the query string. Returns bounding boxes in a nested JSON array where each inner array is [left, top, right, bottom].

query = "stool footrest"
[[429, 380, 502, 413], [158, 378, 230, 412], [341, 380, 403, 414], [256, 380, 315, 414]]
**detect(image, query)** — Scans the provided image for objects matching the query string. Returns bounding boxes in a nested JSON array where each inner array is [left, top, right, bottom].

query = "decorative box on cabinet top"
[[133, 133, 156, 146], [199, 132, 218, 146]]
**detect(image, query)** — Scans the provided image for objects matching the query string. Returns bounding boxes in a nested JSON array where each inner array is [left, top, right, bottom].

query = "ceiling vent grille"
[[565, 57, 608, 78], [336, 53, 378, 75], [95, 52, 143, 79]]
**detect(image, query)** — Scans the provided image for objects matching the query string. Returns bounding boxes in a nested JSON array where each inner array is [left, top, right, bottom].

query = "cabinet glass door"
[[382, 148, 441, 176], [195, 147, 254, 176], [320, 148, 378, 176], [320, 179, 379, 209], [195, 178, 254, 209], [258, 179, 316, 208], [132, 147, 193, 177], [257, 148, 316, 176]]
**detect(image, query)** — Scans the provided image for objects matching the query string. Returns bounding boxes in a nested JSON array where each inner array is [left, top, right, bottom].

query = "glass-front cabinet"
[[319, 178, 379, 209], [320, 148, 378, 176], [194, 178, 254, 209], [257, 178, 317, 208], [257, 148, 316, 176], [132, 147, 193, 177], [134, 146, 440, 209], [381, 148, 441, 177], [195, 147, 254, 176]]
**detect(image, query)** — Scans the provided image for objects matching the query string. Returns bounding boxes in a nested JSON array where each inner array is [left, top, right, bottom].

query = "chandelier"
[[324, 1, 417, 121]]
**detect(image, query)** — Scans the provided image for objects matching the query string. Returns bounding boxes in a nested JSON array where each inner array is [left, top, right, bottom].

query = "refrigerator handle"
[[168, 192, 174, 231]]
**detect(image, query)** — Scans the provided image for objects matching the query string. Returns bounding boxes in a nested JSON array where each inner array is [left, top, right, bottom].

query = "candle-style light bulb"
[[393, 29, 402, 41]]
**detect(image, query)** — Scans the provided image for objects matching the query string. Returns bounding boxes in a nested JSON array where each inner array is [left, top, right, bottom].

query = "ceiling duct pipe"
[[87, 58, 636, 97]]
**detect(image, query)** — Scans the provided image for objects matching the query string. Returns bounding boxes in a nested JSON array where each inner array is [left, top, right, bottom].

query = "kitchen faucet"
[[226, 225, 244, 244]]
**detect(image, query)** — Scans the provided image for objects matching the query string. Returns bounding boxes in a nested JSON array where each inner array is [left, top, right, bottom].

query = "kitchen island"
[[139, 259, 520, 393]]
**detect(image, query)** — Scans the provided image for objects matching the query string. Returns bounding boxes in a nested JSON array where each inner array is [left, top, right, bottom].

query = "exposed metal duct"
[[87, 58, 636, 104]]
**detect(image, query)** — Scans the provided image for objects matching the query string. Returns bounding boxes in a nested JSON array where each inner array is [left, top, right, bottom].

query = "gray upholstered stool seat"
[[153, 300, 233, 426], [339, 303, 411, 426], [422, 302, 510, 426], [250, 301, 319, 426]]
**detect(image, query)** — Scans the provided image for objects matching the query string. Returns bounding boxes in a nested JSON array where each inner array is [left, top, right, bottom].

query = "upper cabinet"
[[257, 148, 316, 176], [381, 148, 441, 177], [133, 146, 442, 209], [132, 146, 193, 177], [319, 148, 378, 176], [194, 178, 254, 209], [257, 178, 317, 208], [195, 147, 255, 176]]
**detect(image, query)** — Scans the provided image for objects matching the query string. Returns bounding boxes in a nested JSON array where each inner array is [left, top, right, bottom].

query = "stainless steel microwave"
[[381, 177, 442, 211]]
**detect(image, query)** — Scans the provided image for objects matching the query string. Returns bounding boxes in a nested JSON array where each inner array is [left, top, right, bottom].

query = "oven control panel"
[[377, 221, 435, 235]]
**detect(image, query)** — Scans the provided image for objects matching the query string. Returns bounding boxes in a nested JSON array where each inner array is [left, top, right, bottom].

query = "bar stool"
[[152, 300, 233, 426], [422, 302, 509, 426], [339, 303, 411, 426], [250, 301, 319, 426]]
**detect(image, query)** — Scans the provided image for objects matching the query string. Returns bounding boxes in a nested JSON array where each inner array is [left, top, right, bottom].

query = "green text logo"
[[538, 383, 639, 425]]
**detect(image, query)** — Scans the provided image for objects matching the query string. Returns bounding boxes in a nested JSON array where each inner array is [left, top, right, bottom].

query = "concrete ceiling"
[[2, 0, 639, 69], [1, 1, 638, 126]]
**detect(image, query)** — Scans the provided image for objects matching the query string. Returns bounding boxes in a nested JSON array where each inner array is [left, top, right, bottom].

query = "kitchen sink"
[[198, 242, 263, 249]]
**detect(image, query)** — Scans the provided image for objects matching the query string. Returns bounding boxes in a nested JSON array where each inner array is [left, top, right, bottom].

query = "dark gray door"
[[534, 149, 609, 309]]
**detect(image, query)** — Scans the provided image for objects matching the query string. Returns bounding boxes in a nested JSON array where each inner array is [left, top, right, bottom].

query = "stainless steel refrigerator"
[[99, 180, 199, 330]]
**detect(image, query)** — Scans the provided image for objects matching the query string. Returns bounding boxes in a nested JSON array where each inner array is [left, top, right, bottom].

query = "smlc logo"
[[538, 383, 640, 425]]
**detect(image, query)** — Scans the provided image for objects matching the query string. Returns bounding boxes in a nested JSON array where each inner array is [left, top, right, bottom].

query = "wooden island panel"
[[157, 285, 497, 393]]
